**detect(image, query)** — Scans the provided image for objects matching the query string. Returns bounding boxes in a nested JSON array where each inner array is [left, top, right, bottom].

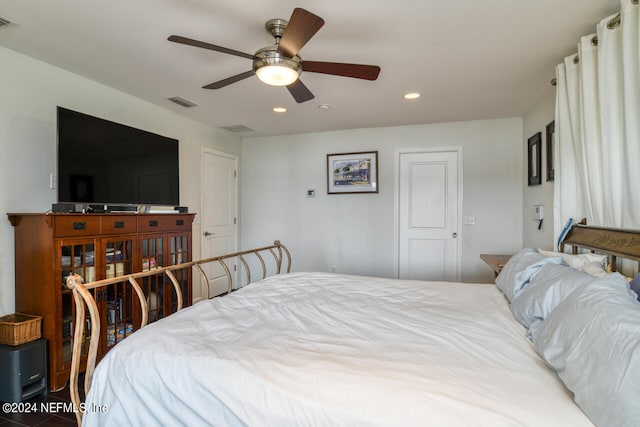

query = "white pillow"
[[532, 278, 640, 427], [538, 249, 607, 272], [510, 263, 594, 328], [580, 261, 609, 277], [495, 248, 563, 302]]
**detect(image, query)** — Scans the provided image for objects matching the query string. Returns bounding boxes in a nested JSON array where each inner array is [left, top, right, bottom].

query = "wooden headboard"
[[559, 222, 640, 271]]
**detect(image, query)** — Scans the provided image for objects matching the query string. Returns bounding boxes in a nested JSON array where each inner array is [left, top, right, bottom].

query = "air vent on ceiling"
[[221, 124, 254, 133], [167, 96, 197, 108], [0, 14, 15, 28]]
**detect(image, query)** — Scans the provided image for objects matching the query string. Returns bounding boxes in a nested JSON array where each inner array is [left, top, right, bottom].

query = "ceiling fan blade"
[[168, 35, 254, 60], [278, 8, 325, 58], [203, 70, 255, 89], [287, 79, 315, 103], [303, 61, 381, 81]]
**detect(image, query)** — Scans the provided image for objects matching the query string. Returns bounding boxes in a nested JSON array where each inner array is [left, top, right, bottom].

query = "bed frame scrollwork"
[[65, 240, 291, 426], [559, 220, 640, 271]]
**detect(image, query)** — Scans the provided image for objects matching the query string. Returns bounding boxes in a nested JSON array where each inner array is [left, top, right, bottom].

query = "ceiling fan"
[[168, 8, 381, 103]]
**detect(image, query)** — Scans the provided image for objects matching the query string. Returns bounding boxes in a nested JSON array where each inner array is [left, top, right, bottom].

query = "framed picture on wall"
[[528, 132, 542, 186], [327, 151, 378, 194], [546, 121, 555, 181]]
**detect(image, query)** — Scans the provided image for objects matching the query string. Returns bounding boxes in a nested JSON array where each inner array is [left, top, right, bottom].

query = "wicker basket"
[[0, 313, 42, 346]]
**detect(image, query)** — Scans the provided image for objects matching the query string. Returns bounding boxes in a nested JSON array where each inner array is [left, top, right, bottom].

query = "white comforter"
[[84, 272, 592, 426]]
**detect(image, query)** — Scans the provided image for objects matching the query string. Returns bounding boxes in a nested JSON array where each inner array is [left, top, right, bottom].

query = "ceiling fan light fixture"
[[253, 47, 302, 86], [256, 64, 299, 86]]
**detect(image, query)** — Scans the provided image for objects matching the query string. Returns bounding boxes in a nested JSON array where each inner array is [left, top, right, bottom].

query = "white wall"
[[0, 46, 241, 315], [522, 85, 556, 250], [241, 118, 523, 283], [0, 44, 539, 315]]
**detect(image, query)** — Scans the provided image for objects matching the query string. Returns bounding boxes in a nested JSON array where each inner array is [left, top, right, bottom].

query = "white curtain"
[[554, 0, 640, 242]]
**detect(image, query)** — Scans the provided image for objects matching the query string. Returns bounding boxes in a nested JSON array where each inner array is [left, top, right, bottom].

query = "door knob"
[[204, 231, 213, 236], [452, 232, 457, 238]]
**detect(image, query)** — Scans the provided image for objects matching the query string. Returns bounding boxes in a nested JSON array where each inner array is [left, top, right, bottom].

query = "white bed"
[[82, 272, 592, 426]]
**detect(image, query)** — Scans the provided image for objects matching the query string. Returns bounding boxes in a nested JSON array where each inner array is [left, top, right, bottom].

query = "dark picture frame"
[[546, 121, 555, 181], [327, 151, 379, 194], [528, 132, 542, 186]]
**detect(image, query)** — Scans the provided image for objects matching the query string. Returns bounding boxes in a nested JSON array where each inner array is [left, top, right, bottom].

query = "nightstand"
[[480, 254, 512, 277]]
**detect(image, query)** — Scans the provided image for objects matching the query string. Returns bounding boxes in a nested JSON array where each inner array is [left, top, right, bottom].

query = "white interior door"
[[398, 150, 461, 281], [201, 149, 238, 297]]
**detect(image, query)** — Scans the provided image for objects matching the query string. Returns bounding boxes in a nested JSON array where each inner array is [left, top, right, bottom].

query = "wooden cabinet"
[[8, 213, 195, 391]]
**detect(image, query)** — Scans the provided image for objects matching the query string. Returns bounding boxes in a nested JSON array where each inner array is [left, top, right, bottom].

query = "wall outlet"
[[49, 173, 57, 189], [464, 216, 475, 225]]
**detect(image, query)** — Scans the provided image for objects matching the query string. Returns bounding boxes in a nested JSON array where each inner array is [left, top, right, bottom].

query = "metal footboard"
[[65, 241, 290, 426]]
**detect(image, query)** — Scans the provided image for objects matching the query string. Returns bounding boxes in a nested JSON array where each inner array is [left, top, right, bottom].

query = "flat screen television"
[[57, 107, 179, 206]]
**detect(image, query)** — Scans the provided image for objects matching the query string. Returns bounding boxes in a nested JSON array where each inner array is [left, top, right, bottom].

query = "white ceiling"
[[0, 0, 620, 137]]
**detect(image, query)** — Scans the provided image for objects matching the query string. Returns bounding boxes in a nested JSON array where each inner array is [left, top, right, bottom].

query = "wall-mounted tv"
[[57, 107, 179, 206]]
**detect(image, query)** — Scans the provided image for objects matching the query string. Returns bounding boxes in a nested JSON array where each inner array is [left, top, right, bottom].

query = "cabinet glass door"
[[140, 235, 164, 322], [141, 236, 163, 271], [101, 238, 135, 351], [104, 239, 133, 279], [60, 240, 95, 364], [169, 234, 191, 311]]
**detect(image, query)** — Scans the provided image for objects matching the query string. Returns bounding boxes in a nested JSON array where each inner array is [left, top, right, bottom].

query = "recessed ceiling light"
[[273, 107, 287, 113], [404, 92, 421, 100], [318, 104, 331, 111]]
